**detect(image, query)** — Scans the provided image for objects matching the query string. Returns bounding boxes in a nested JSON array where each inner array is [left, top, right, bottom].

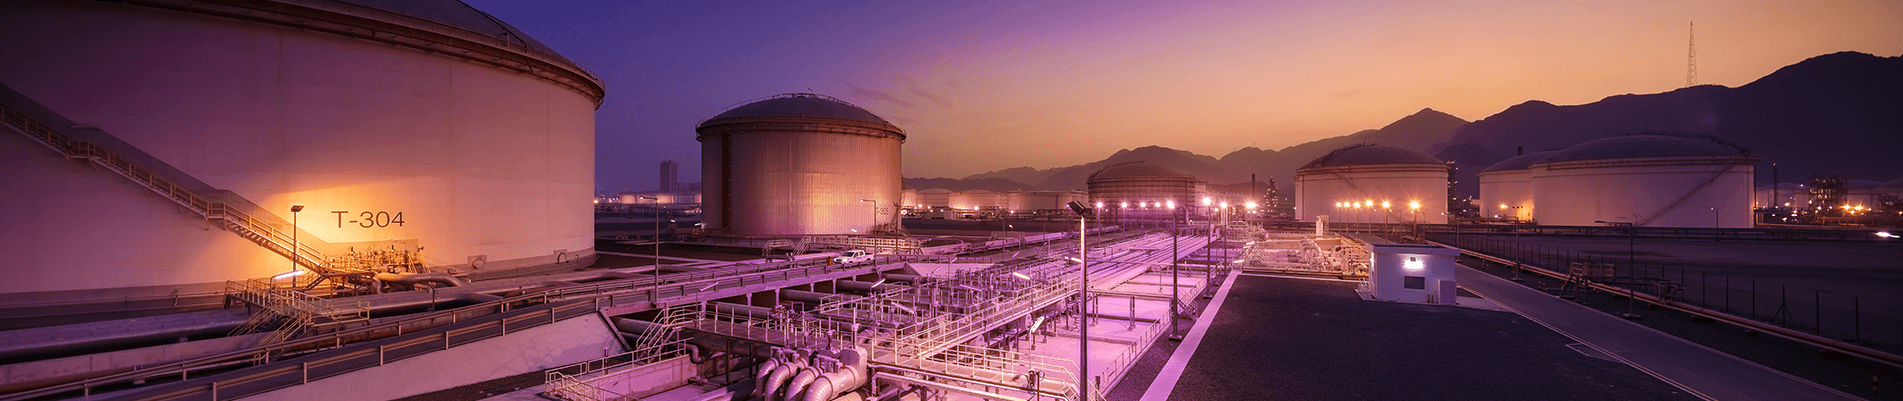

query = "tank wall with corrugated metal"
[[1478, 170, 1536, 221], [0, 1, 598, 298], [1531, 161, 1755, 228]]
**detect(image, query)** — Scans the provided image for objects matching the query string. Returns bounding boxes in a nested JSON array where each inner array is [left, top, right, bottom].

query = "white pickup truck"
[[831, 249, 874, 266]]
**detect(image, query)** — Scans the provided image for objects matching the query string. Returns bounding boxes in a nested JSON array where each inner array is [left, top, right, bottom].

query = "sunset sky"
[[464, 0, 1903, 192]]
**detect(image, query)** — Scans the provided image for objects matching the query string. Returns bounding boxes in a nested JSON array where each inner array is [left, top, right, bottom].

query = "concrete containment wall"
[[245, 313, 621, 401]]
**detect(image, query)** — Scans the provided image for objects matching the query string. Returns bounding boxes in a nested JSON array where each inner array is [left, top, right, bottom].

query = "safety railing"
[[544, 338, 687, 401], [1, 100, 332, 274], [224, 279, 369, 323]]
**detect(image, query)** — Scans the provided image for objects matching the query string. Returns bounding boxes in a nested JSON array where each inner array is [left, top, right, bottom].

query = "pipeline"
[[374, 272, 466, 288]]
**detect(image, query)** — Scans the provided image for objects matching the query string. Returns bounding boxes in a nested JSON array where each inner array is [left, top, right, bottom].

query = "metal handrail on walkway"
[[1425, 238, 1903, 371]]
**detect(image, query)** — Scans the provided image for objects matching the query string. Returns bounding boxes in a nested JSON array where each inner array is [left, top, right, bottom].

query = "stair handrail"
[[0, 100, 330, 272]]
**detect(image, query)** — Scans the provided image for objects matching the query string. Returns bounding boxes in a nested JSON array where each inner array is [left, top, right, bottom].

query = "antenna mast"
[[1686, 21, 1697, 87]]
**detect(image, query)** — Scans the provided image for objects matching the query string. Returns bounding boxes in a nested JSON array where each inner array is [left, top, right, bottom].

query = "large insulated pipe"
[[750, 354, 785, 398], [779, 289, 837, 305], [782, 364, 821, 401], [799, 347, 869, 401], [374, 272, 466, 287]]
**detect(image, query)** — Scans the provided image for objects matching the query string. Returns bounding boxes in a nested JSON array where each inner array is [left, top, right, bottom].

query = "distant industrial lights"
[[1220, 201, 1229, 208], [1095, 201, 1105, 209], [1012, 272, 1032, 280], [1409, 201, 1421, 210], [1381, 201, 1391, 209], [1879, 231, 1897, 238], [1120, 201, 1129, 208], [1166, 200, 1177, 209], [1202, 197, 1212, 206], [1404, 256, 1424, 271], [1245, 201, 1258, 210]]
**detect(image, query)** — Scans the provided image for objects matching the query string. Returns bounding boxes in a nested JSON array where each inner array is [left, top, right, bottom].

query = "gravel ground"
[[1142, 275, 1695, 401]]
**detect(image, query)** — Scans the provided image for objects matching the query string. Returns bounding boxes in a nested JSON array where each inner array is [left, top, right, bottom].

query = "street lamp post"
[[286, 204, 304, 288], [640, 196, 660, 299], [1065, 201, 1093, 400], [1169, 201, 1182, 341]]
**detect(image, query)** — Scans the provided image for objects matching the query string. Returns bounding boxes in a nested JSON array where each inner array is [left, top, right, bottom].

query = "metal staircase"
[[0, 94, 342, 279]]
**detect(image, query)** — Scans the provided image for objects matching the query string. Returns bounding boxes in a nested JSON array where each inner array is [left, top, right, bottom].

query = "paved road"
[[1149, 274, 1693, 401], [1457, 264, 1860, 401]]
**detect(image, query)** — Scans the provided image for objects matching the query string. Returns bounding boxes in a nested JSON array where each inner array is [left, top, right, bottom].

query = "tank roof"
[[337, 0, 569, 61], [709, 93, 895, 126], [1299, 144, 1444, 170], [1481, 151, 1558, 172], [1879, 178, 1903, 190], [1535, 134, 1752, 164]]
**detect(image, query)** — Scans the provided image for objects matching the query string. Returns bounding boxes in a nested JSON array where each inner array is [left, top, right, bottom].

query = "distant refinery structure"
[[1482, 134, 1759, 228], [696, 93, 904, 236], [0, 0, 602, 302], [1294, 144, 1452, 225]]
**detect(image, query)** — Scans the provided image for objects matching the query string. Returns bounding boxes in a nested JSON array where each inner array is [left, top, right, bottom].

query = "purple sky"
[[463, 0, 1902, 193]]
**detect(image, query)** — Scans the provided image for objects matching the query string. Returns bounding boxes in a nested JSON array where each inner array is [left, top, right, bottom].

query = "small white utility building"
[[1367, 242, 1460, 305]]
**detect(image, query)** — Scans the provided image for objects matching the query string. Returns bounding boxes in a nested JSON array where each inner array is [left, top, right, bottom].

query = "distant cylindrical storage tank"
[[949, 190, 1002, 210], [901, 188, 919, 209], [0, 1, 601, 300], [697, 94, 904, 236], [1007, 191, 1066, 211], [918, 189, 952, 209], [1086, 162, 1205, 220], [1476, 151, 1554, 222], [1293, 145, 1450, 224], [1529, 135, 1758, 228]]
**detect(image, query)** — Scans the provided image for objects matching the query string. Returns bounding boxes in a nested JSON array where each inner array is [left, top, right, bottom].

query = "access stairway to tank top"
[[0, 85, 345, 282]]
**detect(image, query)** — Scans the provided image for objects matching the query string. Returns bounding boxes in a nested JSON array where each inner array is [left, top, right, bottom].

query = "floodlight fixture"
[[1067, 201, 1092, 216]]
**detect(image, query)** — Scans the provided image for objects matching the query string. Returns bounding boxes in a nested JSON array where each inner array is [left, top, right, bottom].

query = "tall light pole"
[[1066, 200, 1093, 400], [282, 204, 304, 288], [1169, 200, 1182, 341], [640, 196, 660, 299]]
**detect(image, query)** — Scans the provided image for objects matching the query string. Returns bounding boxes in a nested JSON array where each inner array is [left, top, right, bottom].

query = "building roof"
[[1088, 162, 1198, 182], [1299, 144, 1444, 170], [1481, 151, 1558, 173], [1535, 134, 1752, 164], [708, 93, 895, 126]]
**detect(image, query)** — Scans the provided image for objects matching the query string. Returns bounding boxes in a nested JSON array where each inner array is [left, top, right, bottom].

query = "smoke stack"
[[1517, 146, 1523, 156]]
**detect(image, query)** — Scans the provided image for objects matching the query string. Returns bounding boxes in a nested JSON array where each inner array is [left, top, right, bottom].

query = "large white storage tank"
[[1529, 135, 1759, 228], [0, 0, 602, 303], [1294, 145, 1450, 224], [697, 94, 904, 236], [1086, 162, 1205, 221], [1477, 151, 1555, 221]]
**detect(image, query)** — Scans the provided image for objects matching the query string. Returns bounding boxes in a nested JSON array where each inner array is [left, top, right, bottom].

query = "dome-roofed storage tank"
[[1294, 144, 1450, 225], [1086, 162, 1206, 223], [1529, 134, 1759, 227], [0, 0, 602, 303], [1477, 151, 1556, 222], [696, 93, 904, 236]]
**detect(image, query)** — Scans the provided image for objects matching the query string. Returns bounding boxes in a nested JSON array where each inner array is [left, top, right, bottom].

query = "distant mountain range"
[[916, 51, 1903, 198]]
